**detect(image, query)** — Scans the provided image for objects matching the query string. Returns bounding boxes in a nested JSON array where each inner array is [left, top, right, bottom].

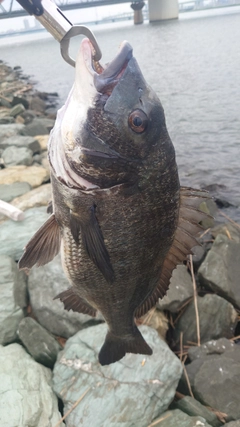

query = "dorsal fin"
[[135, 187, 211, 318], [18, 213, 61, 271]]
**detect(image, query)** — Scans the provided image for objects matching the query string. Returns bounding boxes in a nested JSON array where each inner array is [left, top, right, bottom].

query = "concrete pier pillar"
[[148, 0, 178, 22], [131, 1, 145, 25]]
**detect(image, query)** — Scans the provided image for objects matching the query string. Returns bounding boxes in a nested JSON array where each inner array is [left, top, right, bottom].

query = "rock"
[[199, 199, 217, 228], [21, 118, 54, 136], [28, 255, 102, 338], [0, 255, 26, 345], [0, 134, 41, 153], [0, 116, 15, 124], [18, 317, 61, 369], [171, 396, 222, 427], [20, 110, 35, 124], [29, 95, 47, 113], [158, 265, 193, 313], [9, 103, 25, 117], [224, 422, 240, 427], [0, 165, 49, 187], [191, 245, 207, 271], [150, 409, 212, 426], [0, 343, 63, 427], [183, 339, 240, 422], [0, 206, 49, 260], [0, 181, 31, 202], [2, 146, 33, 167], [11, 95, 29, 109], [35, 134, 49, 150], [211, 222, 240, 243], [172, 294, 238, 347], [9, 183, 52, 211], [0, 123, 24, 143], [188, 337, 235, 361], [53, 324, 183, 427], [198, 234, 240, 309]]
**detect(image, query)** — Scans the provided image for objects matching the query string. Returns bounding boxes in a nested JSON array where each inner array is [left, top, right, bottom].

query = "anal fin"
[[135, 187, 212, 318], [18, 213, 61, 270], [54, 287, 96, 317]]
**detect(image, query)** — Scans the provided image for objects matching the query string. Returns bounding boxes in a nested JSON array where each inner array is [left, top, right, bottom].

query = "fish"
[[19, 38, 210, 366]]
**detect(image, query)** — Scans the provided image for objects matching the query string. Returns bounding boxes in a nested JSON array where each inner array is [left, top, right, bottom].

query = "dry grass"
[[147, 413, 171, 426]]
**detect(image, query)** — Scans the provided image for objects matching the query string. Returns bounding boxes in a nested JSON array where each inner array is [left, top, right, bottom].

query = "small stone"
[[199, 199, 217, 228], [0, 206, 49, 260], [198, 234, 240, 309], [158, 265, 193, 313], [0, 123, 24, 143], [2, 146, 33, 167], [0, 116, 15, 124], [35, 134, 49, 151], [172, 294, 238, 347], [9, 103, 25, 117], [29, 96, 46, 114], [20, 110, 35, 124], [0, 135, 41, 153], [150, 409, 211, 427], [11, 95, 29, 109], [9, 183, 52, 212], [0, 181, 31, 202], [224, 422, 240, 427], [188, 337, 235, 361], [18, 317, 61, 368], [0, 255, 26, 345], [212, 222, 240, 243], [53, 324, 183, 427], [171, 396, 222, 427], [21, 118, 54, 136], [0, 343, 64, 427], [0, 165, 49, 188]]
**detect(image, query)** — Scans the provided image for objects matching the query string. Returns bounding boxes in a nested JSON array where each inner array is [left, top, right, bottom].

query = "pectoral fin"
[[135, 187, 212, 318], [54, 287, 96, 317], [70, 206, 115, 284], [18, 213, 61, 270]]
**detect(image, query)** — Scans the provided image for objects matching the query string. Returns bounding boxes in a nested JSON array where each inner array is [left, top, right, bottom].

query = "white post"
[[148, 0, 179, 22]]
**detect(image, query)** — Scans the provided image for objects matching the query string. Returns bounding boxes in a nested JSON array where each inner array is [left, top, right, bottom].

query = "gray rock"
[[184, 340, 240, 422], [11, 95, 29, 110], [198, 234, 240, 309], [9, 103, 25, 117], [0, 123, 24, 143], [171, 396, 222, 427], [0, 343, 63, 427], [188, 337, 236, 362], [172, 294, 238, 347], [199, 199, 217, 228], [20, 118, 54, 136], [158, 265, 193, 313], [2, 146, 33, 167], [0, 181, 31, 202], [224, 422, 240, 427], [0, 116, 15, 124], [0, 255, 26, 345], [150, 409, 212, 426], [0, 206, 49, 260], [211, 223, 240, 243], [18, 317, 61, 368], [0, 134, 41, 153], [28, 254, 102, 338], [53, 324, 183, 427]]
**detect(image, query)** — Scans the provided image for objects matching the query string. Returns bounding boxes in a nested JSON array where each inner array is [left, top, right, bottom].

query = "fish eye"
[[128, 109, 148, 134]]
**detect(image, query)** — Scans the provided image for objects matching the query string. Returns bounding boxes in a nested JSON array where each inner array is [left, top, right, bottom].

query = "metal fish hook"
[[60, 26, 102, 68]]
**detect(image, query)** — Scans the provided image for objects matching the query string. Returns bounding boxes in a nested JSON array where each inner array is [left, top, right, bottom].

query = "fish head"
[[49, 38, 175, 190]]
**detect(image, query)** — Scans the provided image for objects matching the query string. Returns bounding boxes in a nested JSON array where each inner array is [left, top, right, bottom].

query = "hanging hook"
[[60, 25, 102, 68]]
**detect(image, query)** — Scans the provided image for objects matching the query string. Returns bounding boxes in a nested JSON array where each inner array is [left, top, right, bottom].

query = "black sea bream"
[[19, 39, 209, 365]]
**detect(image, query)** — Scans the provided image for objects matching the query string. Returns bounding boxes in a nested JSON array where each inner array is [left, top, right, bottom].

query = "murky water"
[[1, 8, 240, 221]]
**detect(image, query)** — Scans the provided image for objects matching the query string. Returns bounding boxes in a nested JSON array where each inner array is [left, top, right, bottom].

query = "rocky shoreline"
[[1, 61, 240, 427]]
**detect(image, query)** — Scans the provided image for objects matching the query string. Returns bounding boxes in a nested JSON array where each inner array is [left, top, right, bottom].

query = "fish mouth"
[[81, 38, 133, 94]]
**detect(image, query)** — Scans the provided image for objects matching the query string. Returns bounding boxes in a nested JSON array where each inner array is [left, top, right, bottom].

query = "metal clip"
[[60, 26, 102, 68]]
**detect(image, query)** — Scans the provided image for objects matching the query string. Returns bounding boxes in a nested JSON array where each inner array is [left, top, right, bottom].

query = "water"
[[1, 8, 240, 221]]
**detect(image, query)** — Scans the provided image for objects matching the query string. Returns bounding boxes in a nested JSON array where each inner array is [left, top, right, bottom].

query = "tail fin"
[[98, 327, 152, 366]]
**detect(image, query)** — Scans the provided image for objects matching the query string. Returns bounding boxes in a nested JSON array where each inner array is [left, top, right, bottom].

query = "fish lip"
[[81, 38, 133, 93]]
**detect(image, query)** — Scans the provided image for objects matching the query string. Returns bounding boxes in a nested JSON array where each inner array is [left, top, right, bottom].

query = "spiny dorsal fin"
[[18, 213, 61, 271], [135, 187, 211, 318], [54, 287, 96, 317]]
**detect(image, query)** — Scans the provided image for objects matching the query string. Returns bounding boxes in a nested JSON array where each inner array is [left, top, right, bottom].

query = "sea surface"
[[1, 7, 240, 221]]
